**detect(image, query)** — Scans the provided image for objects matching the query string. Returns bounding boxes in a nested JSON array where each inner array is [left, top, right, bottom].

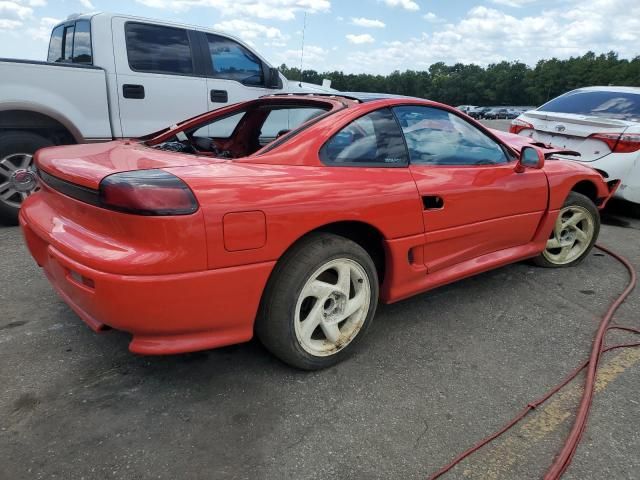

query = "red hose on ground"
[[428, 244, 639, 480]]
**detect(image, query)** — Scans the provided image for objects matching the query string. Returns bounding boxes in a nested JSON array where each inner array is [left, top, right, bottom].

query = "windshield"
[[539, 90, 640, 122]]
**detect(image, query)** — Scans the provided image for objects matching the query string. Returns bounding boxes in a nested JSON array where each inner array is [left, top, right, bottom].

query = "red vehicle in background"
[[19, 93, 617, 369]]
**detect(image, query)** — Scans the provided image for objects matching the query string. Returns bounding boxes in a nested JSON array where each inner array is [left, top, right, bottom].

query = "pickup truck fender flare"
[[0, 101, 84, 143]]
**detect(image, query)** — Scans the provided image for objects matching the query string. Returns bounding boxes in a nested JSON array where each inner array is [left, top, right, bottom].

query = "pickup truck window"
[[125, 23, 194, 75], [72, 21, 92, 64], [63, 25, 74, 61], [206, 34, 263, 86], [47, 20, 93, 64], [48, 26, 63, 62]]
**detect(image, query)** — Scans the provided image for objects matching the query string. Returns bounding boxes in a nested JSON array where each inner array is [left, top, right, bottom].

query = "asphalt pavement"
[[1, 124, 639, 479]]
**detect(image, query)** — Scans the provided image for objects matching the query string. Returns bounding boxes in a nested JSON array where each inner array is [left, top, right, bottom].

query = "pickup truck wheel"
[[256, 233, 379, 370], [0, 131, 53, 225], [533, 192, 600, 268]]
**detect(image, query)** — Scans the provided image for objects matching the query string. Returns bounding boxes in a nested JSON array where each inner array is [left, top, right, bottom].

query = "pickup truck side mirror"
[[265, 67, 283, 89], [516, 146, 545, 172]]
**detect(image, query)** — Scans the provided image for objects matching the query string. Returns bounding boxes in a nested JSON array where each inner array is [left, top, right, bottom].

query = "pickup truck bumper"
[[20, 212, 275, 355]]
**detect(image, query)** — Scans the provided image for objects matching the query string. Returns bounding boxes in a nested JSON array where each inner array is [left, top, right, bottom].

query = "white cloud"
[[490, 0, 537, 7], [0, 0, 48, 31], [136, 0, 331, 21], [383, 0, 419, 11], [79, 0, 95, 9], [0, 18, 21, 28], [0, 1, 34, 20], [351, 17, 385, 28], [344, 0, 640, 74], [346, 33, 375, 44], [213, 18, 288, 46], [276, 44, 329, 67], [27, 16, 60, 41], [423, 12, 442, 23]]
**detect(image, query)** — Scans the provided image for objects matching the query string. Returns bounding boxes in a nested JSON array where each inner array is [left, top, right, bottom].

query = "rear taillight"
[[589, 132, 640, 154], [509, 118, 533, 135], [99, 170, 198, 216]]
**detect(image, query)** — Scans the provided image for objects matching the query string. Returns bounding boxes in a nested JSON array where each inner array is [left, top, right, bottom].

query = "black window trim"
[[391, 103, 517, 167], [124, 21, 198, 77], [319, 107, 410, 168]]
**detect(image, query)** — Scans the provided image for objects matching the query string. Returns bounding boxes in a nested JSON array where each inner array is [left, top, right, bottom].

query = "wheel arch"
[[267, 220, 388, 288], [0, 107, 81, 145], [570, 180, 599, 204]]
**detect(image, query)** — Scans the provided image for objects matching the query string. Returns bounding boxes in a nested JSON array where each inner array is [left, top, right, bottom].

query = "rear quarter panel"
[[167, 162, 425, 270]]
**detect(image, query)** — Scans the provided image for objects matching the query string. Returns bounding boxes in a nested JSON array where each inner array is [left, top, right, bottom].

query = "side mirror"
[[265, 67, 282, 89], [517, 146, 545, 172]]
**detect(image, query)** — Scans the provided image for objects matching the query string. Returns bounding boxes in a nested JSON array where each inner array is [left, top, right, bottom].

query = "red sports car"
[[19, 94, 617, 369]]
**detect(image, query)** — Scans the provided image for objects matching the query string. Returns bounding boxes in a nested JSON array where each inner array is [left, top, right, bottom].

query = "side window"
[[393, 106, 508, 165], [320, 108, 408, 166], [48, 25, 64, 62], [260, 108, 326, 141], [63, 24, 74, 61], [125, 23, 194, 75], [72, 20, 92, 64], [206, 34, 263, 86], [193, 112, 246, 139]]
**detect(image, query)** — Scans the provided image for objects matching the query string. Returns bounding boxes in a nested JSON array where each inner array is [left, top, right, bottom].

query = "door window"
[[320, 108, 408, 166], [125, 23, 194, 75], [260, 108, 325, 141], [193, 112, 246, 139], [393, 106, 508, 165], [206, 34, 263, 86]]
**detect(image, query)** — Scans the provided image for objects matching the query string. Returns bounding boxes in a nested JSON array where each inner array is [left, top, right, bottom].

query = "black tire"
[[533, 191, 600, 268], [256, 233, 379, 370], [0, 131, 54, 226]]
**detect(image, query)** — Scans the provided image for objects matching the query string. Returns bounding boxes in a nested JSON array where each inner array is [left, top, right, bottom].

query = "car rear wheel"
[[0, 131, 54, 225], [256, 233, 379, 370], [533, 191, 600, 268]]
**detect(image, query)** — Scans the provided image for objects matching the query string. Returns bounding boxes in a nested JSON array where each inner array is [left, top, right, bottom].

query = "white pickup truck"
[[0, 12, 334, 224]]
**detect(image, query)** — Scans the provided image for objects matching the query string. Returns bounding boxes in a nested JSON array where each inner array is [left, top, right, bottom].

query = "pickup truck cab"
[[0, 12, 333, 224]]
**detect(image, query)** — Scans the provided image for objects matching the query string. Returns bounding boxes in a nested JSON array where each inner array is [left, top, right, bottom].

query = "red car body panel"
[[20, 95, 616, 355]]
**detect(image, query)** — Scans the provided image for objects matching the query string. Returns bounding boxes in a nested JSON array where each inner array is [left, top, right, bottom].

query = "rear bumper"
[[20, 213, 275, 355]]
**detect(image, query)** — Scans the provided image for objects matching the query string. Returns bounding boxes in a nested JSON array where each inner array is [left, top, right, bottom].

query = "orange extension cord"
[[428, 244, 639, 480]]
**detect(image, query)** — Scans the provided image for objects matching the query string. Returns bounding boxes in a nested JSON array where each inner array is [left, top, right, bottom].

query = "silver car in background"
[[510, 86, 640, 210]]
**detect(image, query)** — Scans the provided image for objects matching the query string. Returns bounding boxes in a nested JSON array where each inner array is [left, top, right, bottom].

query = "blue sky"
[[1, 0, 638, 74]]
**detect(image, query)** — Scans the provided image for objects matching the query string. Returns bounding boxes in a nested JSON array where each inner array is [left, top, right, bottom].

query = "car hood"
[[35, 140, 220, 189]]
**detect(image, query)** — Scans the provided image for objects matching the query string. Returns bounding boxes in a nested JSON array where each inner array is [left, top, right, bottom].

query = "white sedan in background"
[[510, 86, 640, 211]]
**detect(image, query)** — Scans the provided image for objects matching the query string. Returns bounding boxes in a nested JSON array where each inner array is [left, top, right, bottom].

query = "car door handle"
[[210, 90, 228, 103], [122, 84, 145, 99], [422, 195, 444, 210]]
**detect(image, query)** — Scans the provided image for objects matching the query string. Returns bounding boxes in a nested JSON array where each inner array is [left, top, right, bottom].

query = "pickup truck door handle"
[[210, 90, 228, 103], [122, 84, 145, 99], [422, 195, 444, 210]]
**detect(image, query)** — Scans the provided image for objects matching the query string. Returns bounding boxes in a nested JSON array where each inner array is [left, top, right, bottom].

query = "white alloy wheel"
[[294, 258, 371, 357], [543, 205, 596, 265]]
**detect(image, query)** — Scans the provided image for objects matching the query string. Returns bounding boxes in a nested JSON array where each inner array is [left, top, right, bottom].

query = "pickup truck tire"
[[0, 131, 53, 225]]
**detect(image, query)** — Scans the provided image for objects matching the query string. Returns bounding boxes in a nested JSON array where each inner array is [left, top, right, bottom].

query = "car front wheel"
[[256, 233, 379, 370], [533, 191, 600, 268]]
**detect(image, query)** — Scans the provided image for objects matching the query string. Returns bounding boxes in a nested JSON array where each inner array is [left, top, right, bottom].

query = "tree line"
[[280, 51, 640, 107]]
